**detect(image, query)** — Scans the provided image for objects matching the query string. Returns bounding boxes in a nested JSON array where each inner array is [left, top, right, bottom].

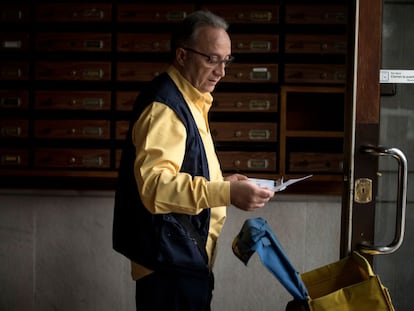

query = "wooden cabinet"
[[280, 86, 344, 189], [0, 1, 349, 193]]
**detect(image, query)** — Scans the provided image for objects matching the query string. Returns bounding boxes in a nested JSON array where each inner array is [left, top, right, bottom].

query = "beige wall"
[[0, 190, 341, 311]]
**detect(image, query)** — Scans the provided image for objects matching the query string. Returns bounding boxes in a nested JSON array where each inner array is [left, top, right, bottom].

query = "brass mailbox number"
[[354, 178, 372, 203]]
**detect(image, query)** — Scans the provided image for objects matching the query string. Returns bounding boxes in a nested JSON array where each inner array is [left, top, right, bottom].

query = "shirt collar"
[[167, 65, 213, 114]]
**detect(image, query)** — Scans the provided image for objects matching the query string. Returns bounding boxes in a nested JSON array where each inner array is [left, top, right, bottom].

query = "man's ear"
[[175, 48, 187, 66]]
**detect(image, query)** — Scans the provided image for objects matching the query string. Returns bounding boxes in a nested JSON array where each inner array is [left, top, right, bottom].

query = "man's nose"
[[214, 62, 226, 77]]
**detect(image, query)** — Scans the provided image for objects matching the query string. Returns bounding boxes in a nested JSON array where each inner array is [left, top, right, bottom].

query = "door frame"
[[341, 0, 383, 258]]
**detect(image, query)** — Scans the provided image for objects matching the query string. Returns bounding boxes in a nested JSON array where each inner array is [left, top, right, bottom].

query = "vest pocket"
[[156, 214, 207, 271]]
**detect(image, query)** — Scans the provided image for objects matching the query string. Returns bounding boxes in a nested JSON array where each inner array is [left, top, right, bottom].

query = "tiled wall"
[[0, 190, 341, 311]]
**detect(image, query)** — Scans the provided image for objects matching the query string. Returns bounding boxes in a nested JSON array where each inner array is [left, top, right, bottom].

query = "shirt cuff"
[[206, 181, 231, 207]]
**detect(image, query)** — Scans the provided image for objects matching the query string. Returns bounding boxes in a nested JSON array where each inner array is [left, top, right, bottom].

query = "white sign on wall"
[[380, 70, 414, 83]]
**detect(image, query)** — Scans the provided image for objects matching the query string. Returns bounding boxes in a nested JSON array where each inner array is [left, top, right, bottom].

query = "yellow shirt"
[[131, 65, 230, 279]]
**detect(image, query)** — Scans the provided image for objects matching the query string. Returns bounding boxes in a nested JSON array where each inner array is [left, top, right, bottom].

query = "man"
[[113, 10, 274, 311]]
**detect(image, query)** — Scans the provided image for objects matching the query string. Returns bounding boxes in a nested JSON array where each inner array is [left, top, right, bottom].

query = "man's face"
[[178, 26, 232, 93]]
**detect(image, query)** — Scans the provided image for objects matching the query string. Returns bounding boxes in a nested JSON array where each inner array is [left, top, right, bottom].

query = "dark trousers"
[[135, 270, 214, 311]]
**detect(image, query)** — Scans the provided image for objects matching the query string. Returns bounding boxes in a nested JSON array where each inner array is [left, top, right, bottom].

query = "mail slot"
[[117, 33, 170, 52], [289, 152, 343, 173], [35, 91, 111, 110], [36, 3, 112, 22], [285, 64, 346, 84], [35, 62, 111, 81], [0, 91, 28, 109], [34, 148, 110, 168], [115, 120, 130, 140], [0, 4, 29, 22], [224, 64, 278, 83], [117, 4, 194, 23], [34, 120, 110, 139], [116, 92, 138, 111], [286, 5, 347, 24], [117, 62, 168, 81], [0, 149, 28, 167], [0, 120, 28, 138], [201, 4, 279, 24], [210, 122, 277, 142], [231, 34, 279, 53], [217, 151, 277, 172], [35, 33, 111, 52], [0, 33, 29, 51], [212, 92, 277, 112], [0, 62, 29, 80], [285, 34, 347, 54]]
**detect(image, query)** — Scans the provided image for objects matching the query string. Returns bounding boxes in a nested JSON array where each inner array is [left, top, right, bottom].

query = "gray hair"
[[170, 10, 229, 60]]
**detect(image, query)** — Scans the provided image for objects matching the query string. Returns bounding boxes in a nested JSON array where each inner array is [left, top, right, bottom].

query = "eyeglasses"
[[183, 47, 234, 67]]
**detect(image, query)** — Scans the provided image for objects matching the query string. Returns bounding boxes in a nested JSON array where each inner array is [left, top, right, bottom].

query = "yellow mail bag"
[[293, 252, 395, 311]]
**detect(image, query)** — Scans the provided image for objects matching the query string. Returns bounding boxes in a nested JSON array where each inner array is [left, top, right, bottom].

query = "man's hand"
[[225, 174, 274, 211]]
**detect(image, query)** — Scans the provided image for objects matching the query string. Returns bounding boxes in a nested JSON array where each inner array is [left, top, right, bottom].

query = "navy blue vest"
[[113, 73, 211, 273]]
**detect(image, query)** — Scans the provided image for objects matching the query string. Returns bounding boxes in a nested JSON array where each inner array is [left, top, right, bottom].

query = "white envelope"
[[248, 175, 313, 192]]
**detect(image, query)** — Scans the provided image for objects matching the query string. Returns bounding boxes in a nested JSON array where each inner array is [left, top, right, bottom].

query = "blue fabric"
[[232, 217, 308, 301]]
